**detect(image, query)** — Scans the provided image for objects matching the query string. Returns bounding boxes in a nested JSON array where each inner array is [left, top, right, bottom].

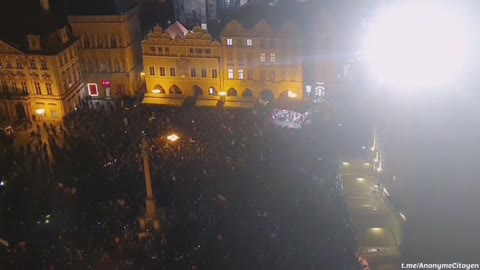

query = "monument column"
[[139, 137, 161, 231]]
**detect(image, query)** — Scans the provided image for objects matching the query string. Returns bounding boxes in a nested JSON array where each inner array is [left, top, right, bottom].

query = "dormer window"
[[57, 27, 69, 44], [27, 35, 41, 51]]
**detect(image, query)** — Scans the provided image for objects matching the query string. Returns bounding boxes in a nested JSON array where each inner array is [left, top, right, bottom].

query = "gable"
[[0, 41, 24, 55]]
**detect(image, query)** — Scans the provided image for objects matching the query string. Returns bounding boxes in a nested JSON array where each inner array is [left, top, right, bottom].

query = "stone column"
[[139, 137, 161, 231]]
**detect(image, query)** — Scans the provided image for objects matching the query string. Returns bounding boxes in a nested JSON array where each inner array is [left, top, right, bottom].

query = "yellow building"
[[142, 22, 222, 96], [220, 20, 304, 101], [68, 6, 143, 99], [0, 26, 84, 122]]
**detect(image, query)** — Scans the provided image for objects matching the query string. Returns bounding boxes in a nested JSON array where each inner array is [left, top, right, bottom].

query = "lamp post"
[[138, 137, 161, 231]]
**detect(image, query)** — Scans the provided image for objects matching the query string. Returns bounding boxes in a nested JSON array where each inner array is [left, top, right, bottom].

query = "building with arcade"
[[142, 19, 304, 103]]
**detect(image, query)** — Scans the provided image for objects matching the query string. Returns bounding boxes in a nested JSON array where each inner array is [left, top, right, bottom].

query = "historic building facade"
[[142, 20, 304, 101], [0, 27, 83, 122], [68, 6, 143, 100], [220, 20, 304, 101], [142, 22, 222, 96]]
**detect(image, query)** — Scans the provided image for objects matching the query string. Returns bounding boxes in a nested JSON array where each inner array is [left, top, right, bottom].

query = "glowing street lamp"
[[167, 133, 180, 142]]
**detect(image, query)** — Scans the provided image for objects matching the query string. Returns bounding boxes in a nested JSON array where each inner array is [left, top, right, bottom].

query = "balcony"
[[0, 91, 30, 100]]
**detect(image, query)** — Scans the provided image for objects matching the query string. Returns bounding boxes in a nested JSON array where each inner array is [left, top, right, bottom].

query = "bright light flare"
[[362, 2, 473, 89], [167, 133, 180, 142], [287, 90, 298, 98]]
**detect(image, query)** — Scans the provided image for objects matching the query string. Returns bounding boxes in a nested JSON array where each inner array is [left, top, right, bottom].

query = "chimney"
[[40, 0, 50, 11]]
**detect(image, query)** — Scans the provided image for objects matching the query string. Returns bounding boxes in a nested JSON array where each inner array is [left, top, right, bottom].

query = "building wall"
[[220, 20, 304, 100], [68, 6, 143, 99], [142, 25, 222, 96], [141, 20, 304, 100], [0, 40, 84, 122]]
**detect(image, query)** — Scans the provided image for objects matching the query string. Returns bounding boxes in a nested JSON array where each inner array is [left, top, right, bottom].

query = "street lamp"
[[167, 133, 180, 142]]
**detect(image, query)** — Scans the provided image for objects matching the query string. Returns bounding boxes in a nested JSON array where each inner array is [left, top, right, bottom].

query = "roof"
[[165, 21, 189, 39], [0, 0, 75, 55]]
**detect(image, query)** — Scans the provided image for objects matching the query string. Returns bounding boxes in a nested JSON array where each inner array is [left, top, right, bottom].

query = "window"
[[212, 68, 218, 78], [159, 67, 166, 76], [228, 68, 234, 79], [238, 69, 244, 80], [87, 83, 98, 96], [205, 49, 211, 54], [169, 67, 176, 77], [16, 59, 23, 69], [191, 68, 197, 77], [165, 47, 170, 53], [21, 81, 28, 93], [5, 58, 12, 68], [195, 48, 203, 54], [281, 71, 286, 81], [260, 53, 266, 63], [1, 81, 7, 92], [29, 59, 36, 69], [227, 38, 233, 46], [246, 38, 253, 46], [110, 37, 117, 48], [150, 46, 156, 52], [270, 39, 276, 48], [270, 53, 276, 63], [34, 81, 41, 94], [40, 59, 48, 70], [260, 71, 266, 81], [201, 68, 207, 78], [84, 37, 90, 48], [46, 82, 52, 95], [149, 66, 155, 76], [227, 53, 233, 61], [270, 71, 275, 81], [189, 48, 194, 54], [158, 47, 163, 53]]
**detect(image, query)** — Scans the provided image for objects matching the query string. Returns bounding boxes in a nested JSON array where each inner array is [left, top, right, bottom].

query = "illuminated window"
[[29, 59, 36, 69], [159, 67, 166, 76], [228, 68, 234, 79], [238, 69, 244, 80], [16, 59, 23, 69], [149, 66, 155, 76], [21, 81, 28, 93], [34, 81, 41, 94], [260, 53, 266, 62], [227, 38, 233, 46], [87, 83, 98, 96], [169, 67, 176, 77], [212, 69, 218, 78], [246, 38, 253, 46], [40, 59, 48, 70], [270, 53, 276, 63], [46, 82, 52, 95], [191, 68, 197, 77], [201, 68, 207, 78]]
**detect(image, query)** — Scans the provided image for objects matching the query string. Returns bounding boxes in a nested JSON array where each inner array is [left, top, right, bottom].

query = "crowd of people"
[[0, 98, 362, 269]]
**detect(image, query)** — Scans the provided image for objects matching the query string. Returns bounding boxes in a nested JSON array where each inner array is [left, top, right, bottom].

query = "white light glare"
[[362, 2, 473, 88]]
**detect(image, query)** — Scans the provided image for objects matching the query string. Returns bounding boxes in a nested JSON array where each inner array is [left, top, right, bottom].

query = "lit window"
[[260, 53, 266, 63], [34, 81, 41, 95], [246, 38, 253, 46], [212, 69, 218, 78], [201, 68, 207, 78], [170, 67, 176, 77], [21, 81, 28, 93], [191, 68, 197, 77], [40, 59, 48, 70], [46, 82, 53, 95], [227, 38, 233, 46], [238, 69, 244, 80], [159, 67, 166, 76], [29, 59, 36, 69], [270, 53, 276, 63], [87, 83, 98, 96], [149, 66, 155, 76], [228, 68, 234, 79]]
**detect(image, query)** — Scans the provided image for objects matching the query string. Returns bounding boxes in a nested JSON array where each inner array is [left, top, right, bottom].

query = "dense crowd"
[[0, 98, 361, 270]]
